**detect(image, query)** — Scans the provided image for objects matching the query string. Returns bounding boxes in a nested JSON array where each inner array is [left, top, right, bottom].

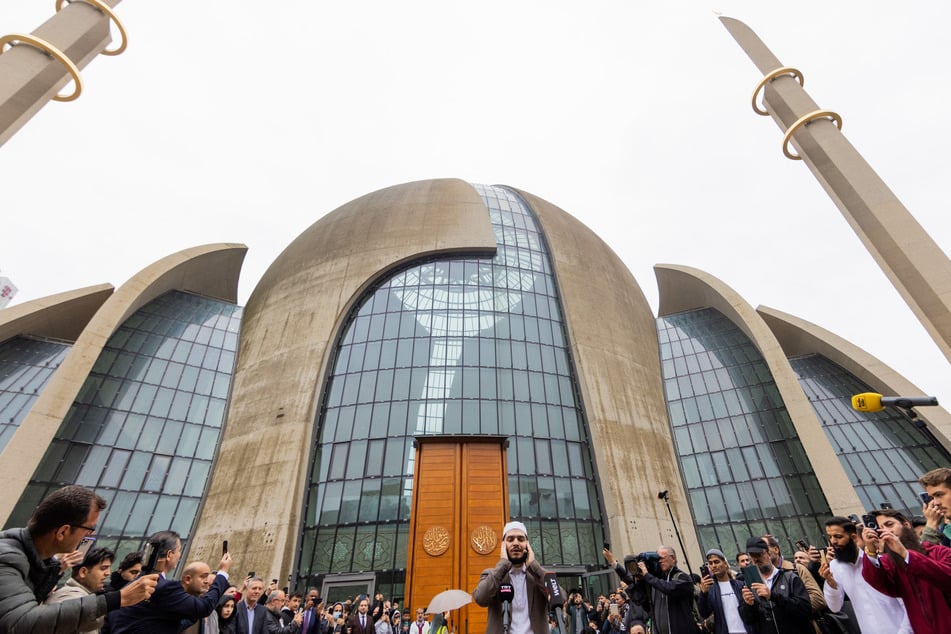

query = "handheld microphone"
[[851, 392, 938, 412], [499, 583, 514, 634], [544, 573, 566, 634]]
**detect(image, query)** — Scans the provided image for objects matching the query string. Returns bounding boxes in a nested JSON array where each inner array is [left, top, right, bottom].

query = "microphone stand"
[[501, 600, 510, 634], [659, 490, 694, 575]]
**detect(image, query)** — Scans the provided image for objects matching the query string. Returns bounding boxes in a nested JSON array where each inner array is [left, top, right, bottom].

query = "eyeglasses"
[[71, 524, 96, 535]]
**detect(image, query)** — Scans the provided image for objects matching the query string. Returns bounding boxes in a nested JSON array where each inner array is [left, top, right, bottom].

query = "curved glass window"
[[657, 308, 832, 554], [0, 336, 71, 452], [790, 354, 951, 516], [5, 291, 242, 561], [299, 184, 602, 597]]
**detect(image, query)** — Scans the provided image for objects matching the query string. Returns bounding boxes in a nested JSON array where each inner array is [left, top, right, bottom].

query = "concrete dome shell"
[[758, 305, 951, 451], [193, 179, 698, 576], [0, 283, 113, 344], [0, 243, 247, 523]]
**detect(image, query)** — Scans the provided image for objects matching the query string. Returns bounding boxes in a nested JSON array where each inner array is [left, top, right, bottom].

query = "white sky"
[[2, 1, 950, 402]]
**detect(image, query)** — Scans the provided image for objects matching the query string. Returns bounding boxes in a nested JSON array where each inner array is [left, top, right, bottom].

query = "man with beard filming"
[[860, 509, 951, 634], [738, 537, 812, 634], [473, 521, 550, 634], [819, 516, 910, 634]]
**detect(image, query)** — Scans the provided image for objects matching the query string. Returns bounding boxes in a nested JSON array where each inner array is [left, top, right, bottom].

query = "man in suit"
[[300, 594, 326, 634], [349, 597, 375, 634], [108, 530, 232, 633], [472, 520, 551, 634], [235, 577, 268, 634]]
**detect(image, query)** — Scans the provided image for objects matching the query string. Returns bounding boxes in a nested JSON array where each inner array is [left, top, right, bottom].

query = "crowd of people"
[[585, 466, 951, 634], [1, 467, 949, 634]]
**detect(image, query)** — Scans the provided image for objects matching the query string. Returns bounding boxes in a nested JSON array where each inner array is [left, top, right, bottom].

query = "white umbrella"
[[425, 589, 473, 614]]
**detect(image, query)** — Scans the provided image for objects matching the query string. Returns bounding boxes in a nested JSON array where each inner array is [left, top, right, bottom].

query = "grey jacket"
[[0, 527, 114, 634]]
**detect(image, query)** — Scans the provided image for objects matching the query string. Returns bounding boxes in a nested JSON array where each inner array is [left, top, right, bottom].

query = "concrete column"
[[721, 16, 951, 366], [0, 0, 121, 146]]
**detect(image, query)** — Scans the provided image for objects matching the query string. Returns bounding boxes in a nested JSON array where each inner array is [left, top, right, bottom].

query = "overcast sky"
[[2, 1, 950, 402]]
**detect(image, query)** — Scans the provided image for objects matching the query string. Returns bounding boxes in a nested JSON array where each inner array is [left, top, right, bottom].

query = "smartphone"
[[742, 563, 763, 587], [248, 571, 256, 578], [142, 542, 160, 575], [880, 502, 893, 510], [861, 514, 879, 531], [699, 564, 711, 578], [919, 491, 933, 505], [272, 578, 278, 584], [848, 514, 860, 525], [603, 541, 610, 550], [76, 536, 96, 557], [794, 539, 809, 552], [222, 540, 229, 555], [609, 604, 619, 617]]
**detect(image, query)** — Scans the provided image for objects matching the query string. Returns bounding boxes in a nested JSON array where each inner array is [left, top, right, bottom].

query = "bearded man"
[[860, 509, 951, 634], [473, 521, 551, 634], [819, 516, 911, 634]]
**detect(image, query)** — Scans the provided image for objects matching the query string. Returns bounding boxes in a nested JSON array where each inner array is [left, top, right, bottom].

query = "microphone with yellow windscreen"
[[851, 392, 938, 412]]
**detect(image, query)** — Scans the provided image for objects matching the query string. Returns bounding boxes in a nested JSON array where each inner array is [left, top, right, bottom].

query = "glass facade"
[[791, 353, 951, 516], [5, 291, 242, 560], [0, 336, 71, 452], [298, 184, 602, 597], [657, 308, 832, 554]]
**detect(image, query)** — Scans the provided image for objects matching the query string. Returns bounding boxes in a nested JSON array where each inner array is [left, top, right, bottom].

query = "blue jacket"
[[106, 571, 229, 633]]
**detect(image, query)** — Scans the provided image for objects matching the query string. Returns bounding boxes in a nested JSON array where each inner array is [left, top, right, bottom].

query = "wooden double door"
[[405, 436, 509, 634]]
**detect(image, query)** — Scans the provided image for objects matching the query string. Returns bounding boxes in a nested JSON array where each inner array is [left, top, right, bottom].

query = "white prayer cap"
[[502, 521, 528, 538]]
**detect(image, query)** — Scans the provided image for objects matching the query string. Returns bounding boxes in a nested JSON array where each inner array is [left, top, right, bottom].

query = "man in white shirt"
[[819, 516, 911, 634], [697, 548, 749, 634], [473, 521, 551, 634], [410, 608, 430, 634]]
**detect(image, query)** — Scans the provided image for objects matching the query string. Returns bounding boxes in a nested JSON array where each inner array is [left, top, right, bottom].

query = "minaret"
[[721, 16, 951, 365], [0, 0, 127, 147]]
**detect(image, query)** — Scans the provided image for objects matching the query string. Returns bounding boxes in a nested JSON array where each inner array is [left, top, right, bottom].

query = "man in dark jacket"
[[697, 548, 752, 634], [103, 551, 144, 594], [637, 545, 695, 634], [738, 537, 812, 634], [107, 530, 232, 633], [0, 485, 157, 634]]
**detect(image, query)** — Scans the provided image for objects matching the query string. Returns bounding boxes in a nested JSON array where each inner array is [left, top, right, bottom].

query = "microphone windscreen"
[[544, 573, 564, 607], [851, 392, 884, 412], [499, 583, 514, 602]]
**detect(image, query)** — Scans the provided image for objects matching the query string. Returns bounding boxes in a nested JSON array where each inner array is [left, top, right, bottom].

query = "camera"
[[625, 552, 661, 577]]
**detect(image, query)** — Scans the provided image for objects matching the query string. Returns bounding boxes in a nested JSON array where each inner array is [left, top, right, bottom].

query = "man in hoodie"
[[636, 545, 694, 634]]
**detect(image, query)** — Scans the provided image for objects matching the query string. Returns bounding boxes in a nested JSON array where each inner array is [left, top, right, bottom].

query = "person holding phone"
[[0, 485, 158, 634], [697, 548, 750, 634], [737, 537, 811, 634], [820, 516, 911, 634], [860, 509, 951, 634], [919, 467, 951, 546]]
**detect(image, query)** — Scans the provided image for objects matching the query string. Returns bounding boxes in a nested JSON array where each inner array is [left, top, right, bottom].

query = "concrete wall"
[[189, 179, 497, 578], [520, 190, 700, 563], [758, 305, 951, 453]]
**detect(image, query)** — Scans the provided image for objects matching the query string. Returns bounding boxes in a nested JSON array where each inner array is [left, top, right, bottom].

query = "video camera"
[[623, 552, 661, 577]]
